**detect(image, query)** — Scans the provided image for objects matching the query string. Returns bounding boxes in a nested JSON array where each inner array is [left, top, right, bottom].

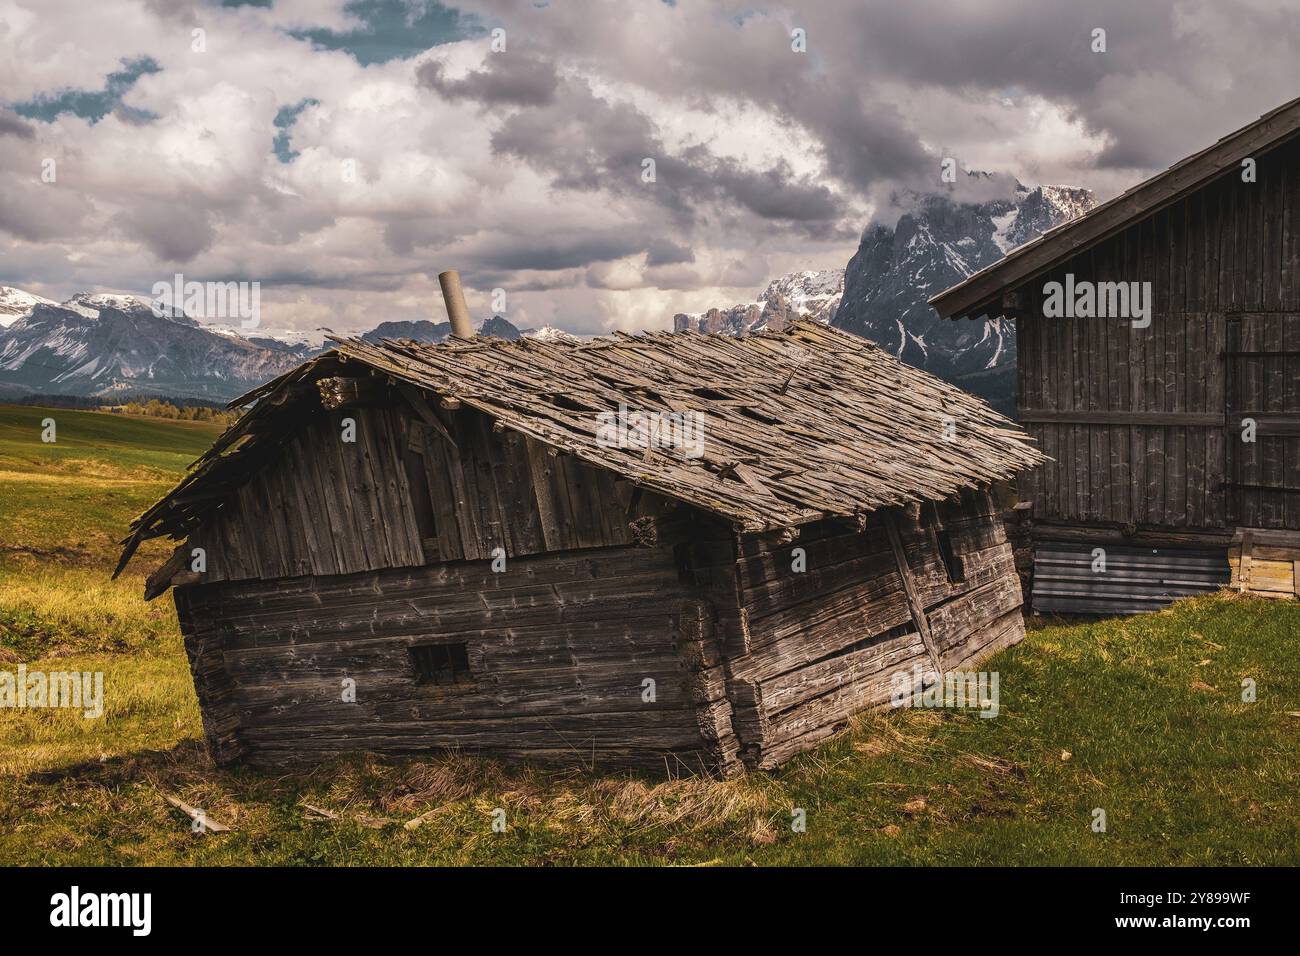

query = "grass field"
[[1, 403, 1297, 865]]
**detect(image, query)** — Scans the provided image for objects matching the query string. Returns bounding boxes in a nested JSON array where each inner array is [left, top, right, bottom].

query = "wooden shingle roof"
[[116, 320, 1042, 573]]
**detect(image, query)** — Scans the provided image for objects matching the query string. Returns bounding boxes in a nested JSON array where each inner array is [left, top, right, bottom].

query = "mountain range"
[[0, 291, 559, 402], [1, 183, 1092, 409], [834, 183, 1094, 414], [673, 269, 844, 335], [675, 183, 1095, 414]]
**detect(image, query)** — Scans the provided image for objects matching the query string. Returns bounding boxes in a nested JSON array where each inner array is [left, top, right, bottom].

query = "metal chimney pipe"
[[438, 270, 474, 339]]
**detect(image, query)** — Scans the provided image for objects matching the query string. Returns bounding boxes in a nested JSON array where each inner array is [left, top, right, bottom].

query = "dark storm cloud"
[[417, 53, 560, 106], [220, 267, 412, 292], [460, 268, 577, 293], [466, 228, 647, 271], [114, 201, 216, 262], [461, 0, 937, 199], [463, 0, 1300, 194], [645, 238, 693, 267], [792, 0, 1299, 171], [0, 179, 90, 242], [490, 74, 844, 233]]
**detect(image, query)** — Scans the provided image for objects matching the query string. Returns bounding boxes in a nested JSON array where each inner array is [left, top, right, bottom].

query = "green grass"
[[0, 403, 1297, 865], [0, 404, 218, 563]]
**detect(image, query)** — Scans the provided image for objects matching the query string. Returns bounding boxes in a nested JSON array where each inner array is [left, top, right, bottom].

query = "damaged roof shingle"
[[115, 319, 1043, 574]]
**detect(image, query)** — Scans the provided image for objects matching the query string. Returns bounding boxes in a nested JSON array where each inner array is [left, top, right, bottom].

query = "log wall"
[[175, 480, 1027, 774], [176, 542, 742, 772], [173, 393, 1028, 773], [692, 487, 1025, 770]]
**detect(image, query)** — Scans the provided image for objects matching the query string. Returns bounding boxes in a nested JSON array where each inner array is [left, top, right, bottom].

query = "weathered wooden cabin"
[[118, 314, 1042, 774], [930, 95, 1300, 613]]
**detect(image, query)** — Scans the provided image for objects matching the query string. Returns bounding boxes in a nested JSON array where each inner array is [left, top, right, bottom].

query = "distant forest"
[[9, 393, 237, 426]]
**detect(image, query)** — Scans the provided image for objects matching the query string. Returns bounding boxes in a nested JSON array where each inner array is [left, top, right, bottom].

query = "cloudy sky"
[[1, 0, 1298, 336]]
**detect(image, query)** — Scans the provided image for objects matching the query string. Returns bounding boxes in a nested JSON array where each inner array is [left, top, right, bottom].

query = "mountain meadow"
[[0, 403, 1297, 866]]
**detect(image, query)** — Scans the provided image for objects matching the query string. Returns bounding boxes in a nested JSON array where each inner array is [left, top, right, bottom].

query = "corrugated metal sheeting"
[[1033, 541, 1230, 615]]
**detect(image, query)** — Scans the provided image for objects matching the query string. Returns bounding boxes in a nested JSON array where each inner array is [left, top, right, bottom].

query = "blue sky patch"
[[287, 0, 481, 66], [273, 98, 321, 162], [13, 56, 161, 124]]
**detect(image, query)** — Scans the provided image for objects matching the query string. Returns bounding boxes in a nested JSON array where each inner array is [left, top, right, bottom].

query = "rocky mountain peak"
[[0, 286, 58, 327], [478, 315, 522, 340], [831, 182, 1096, 414], [673, 268, 844, 335]]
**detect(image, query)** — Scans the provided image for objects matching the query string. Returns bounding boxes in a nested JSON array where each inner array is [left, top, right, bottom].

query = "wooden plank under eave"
[[378, 405, 426, 567], [497, 429, 545, 555], [301, 420, 348, 576], [417, 422, 464, 561], [318, 414, 361, 573], [441, 408, 484, 561], [285, 434, 332, 577], [524, 436, 565, 552]]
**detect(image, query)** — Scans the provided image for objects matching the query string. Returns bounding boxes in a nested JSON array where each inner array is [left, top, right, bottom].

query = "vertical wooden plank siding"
[[192, 401, 636, 583], [1014, 134, 1300, 532]]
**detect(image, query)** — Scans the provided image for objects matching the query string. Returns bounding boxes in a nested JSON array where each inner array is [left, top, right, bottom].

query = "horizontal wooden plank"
[[1019, 410, 1225, 426]]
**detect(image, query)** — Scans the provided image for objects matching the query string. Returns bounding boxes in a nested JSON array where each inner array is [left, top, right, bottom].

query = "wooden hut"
[[118, 316, 1042, 774], [930, 95, 1300, 613]]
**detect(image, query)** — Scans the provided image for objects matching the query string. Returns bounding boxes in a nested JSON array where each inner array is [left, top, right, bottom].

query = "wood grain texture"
[[1009, 136, 1300, 534], [173, 484, 1027, 773]]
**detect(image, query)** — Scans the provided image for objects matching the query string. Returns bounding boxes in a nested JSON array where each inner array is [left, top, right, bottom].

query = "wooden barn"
[[930, 95, 1300, 614], [117, 295, 1042, 774]]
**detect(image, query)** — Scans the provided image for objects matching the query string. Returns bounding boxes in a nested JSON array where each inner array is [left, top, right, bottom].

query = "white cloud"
[[1, 0, 1298, 336]]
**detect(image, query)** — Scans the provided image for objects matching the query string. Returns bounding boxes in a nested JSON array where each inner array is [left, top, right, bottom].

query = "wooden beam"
[[1019, 410, 1225, 426], [884, 513, 943, 674], [143, 541, 190, 601], [396, 381, 458, 448], [1032, 522, 1234, 547]]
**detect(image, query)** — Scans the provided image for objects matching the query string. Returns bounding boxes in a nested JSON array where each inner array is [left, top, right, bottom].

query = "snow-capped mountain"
[[0, 286, 58, 328], [832, 183, 1094, 414], [0, 300, 305, 400], [522, 325, 581, 344], [59, 291, 187, 320], [0, 284, 534, 401], [668, 184, 1092, 414], [205, 324, 332, 352], [673, 269, 844, 334], [758, 269, 843, 324]]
